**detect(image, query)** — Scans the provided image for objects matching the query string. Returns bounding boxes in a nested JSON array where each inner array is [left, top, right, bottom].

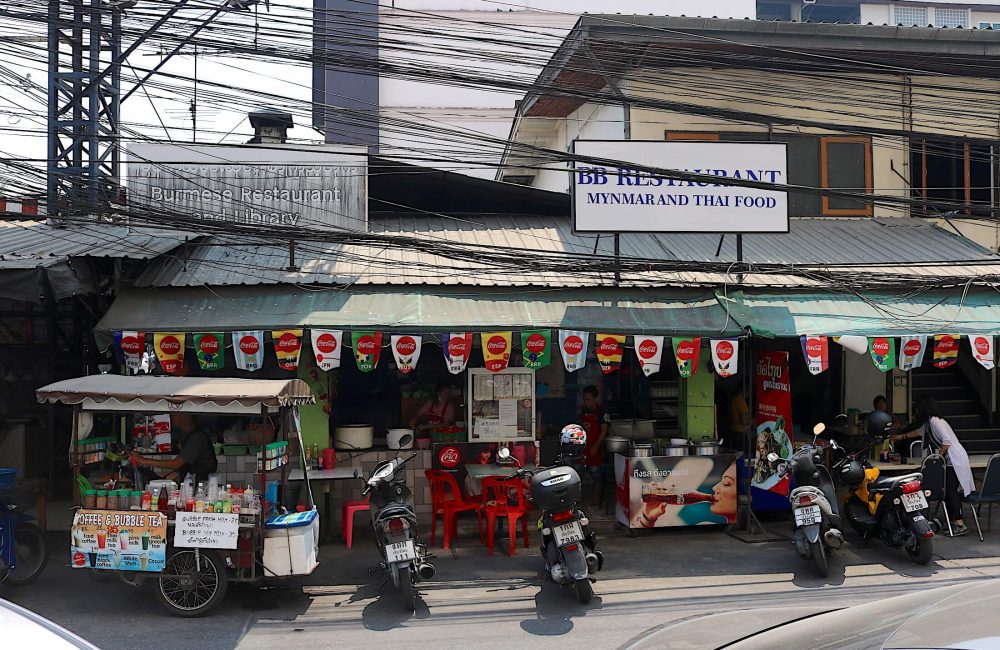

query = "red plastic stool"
[[342, 497, 370, 548]]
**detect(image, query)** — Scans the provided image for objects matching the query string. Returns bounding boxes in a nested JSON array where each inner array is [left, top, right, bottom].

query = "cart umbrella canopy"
[[36, 375, 315, 415]]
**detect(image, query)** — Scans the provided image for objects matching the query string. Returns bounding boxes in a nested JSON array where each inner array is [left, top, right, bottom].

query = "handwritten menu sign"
[[71, 510, 167, 572], [174, 512, 239, 549]]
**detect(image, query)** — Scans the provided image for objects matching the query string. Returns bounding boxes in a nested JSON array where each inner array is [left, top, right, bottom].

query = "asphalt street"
[[5, 520, 1000, 650]]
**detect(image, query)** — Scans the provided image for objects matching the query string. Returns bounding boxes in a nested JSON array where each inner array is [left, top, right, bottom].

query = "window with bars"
[[894, 6, 928, 26], [936, 8, 969, 27]]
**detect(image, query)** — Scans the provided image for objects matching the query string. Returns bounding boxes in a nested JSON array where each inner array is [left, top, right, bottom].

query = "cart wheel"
[[155, 549, 228, 617]]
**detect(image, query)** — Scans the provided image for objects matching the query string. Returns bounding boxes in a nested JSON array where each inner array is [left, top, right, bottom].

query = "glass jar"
[[83, 489, 97, 509], [130, 490, 142, 510], [96, 489, 108, 509]]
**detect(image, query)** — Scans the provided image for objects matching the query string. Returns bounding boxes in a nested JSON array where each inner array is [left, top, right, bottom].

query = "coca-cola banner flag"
[[352, 331, 382, 373], [481, 331, 512, 373], [933, 334, 960, 369], [710, 339, 739, 378], [233, 331, 264, 371], [868, 337, 896, 373], [799, 335, 829, 375], [671, 337, 701, 378], [153, 333, 185, 375], [898, 335, 927, 371], [193, 333, 224, 371], [595, 333, 626, 374], [272, 329, 304, 371], [558, 330, 589, 372], [520, 330, 551, 370], [310, 329, 343, 371], [118, 331, 145, 373], [969, 335, 995, 370], [442, 332, 473, 374], [634, 336, 664, 377], [391, 334, 422, 374], [752, 350, 794, 497]]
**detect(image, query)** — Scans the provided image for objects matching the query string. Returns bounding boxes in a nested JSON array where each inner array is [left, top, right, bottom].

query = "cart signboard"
[[71, 510, 167, 572], [174, 512, 240, 550]]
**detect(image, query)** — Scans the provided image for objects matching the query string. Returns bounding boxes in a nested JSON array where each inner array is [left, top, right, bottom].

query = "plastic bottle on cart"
[[231, 488, 242, 515], [141, 490, 152, 511], [194, 483, 206, 513], [157, 486, 168, 512], [222, 485, 233, 513]]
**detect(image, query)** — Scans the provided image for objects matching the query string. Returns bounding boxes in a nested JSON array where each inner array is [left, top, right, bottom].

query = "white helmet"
[[560, 423, 587, 446]]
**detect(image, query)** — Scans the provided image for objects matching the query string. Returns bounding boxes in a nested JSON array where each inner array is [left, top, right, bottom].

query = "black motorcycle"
[[357, 435, 434, 610], [498, 445, 603, 604]]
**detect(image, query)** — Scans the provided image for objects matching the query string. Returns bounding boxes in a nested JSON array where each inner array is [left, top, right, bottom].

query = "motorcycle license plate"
[[553, 521, 584, 546], [902, 491, 928, 513], [386, 540, 417, 563], [794, 505, 822, 526]]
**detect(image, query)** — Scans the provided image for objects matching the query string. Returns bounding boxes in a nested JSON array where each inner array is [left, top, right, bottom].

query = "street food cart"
[[36, 375, 319, 617]]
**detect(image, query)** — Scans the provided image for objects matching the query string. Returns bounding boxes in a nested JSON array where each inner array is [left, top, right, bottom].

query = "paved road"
[[5, 524, 1000, 649]]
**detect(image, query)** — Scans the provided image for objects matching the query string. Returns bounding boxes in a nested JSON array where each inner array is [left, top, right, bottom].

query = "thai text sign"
[[572, 141, 788, 233], [174, 512, 240, 549]]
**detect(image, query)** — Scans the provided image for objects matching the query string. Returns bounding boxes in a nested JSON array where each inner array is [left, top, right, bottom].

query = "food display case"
[[467, 368, 535, 442]]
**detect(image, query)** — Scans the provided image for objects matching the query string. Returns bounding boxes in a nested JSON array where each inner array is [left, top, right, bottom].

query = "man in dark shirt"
[[131, 412, 218, 482]]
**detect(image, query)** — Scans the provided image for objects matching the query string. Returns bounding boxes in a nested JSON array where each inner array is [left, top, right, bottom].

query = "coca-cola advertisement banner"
[[710, 339, 739, 377], [352, 331, 382, 373], [799, 335, 829, 375], [615, 454, 739, 528], [432, 442, 536, 497], [868, 336, 896, 373], [595, 333, 625, 374], [391, 334, 422, 374], [272, 329, 304, 371], [442, 332, 473, 374], [671, 337, 701, 378], [969, 334, 995, 370], [558, 330, 589, 372], [933, 334, 960, 369], [634, 335, 664, 377], [481, 331, 512, 373], [193, 332, 224, 371], [232, 330, 264, 371], [520, 330, 551, 370], [898, 335, 927, 371], [118, 330, 145, 373], [310, 329, 343, 371], [153, 332, 186, 375], [752, 350, 793, 496]]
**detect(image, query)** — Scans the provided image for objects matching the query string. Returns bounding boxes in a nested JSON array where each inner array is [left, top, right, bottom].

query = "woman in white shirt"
[[916, 397, 975, 536]]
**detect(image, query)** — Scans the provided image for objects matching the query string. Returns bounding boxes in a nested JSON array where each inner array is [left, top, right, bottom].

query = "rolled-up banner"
[[799, 335, 828, 375], [272, 329, 304, 371], [119, 331, 146, 373], [558, 330, 589, 372], [595, 333, 626, 374], [233, 330, 264, 371], [969, 335, 995, 370], [391, 334, 422, 374], [310, 329, 343, 371], [481, 331, 512, 373], [933, 334, 960, 369], [835, 335, 869, 355], [634, 335, 664, 377], [898, 335, 927, 371], [671, 337, 701, 378], [520, 330, 551, 370], [442, 332, 473, 374], [353, 331, 382, 373], [193, 332, 224, 371], [868, 337, 896, 373], [154, 333, 185, 375], [711, 339, 739, 377]]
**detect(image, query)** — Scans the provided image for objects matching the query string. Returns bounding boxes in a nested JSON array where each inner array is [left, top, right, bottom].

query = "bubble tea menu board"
[[71, 510, 167, 572]]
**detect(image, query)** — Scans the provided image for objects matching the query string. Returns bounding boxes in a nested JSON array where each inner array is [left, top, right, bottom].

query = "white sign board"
[[572, 140, 788, 233], [173, 512, 240, 549], [127, 142, 367, 232]]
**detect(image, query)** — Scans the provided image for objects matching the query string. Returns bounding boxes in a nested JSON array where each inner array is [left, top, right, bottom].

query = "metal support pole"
[[614, 234, 621, 286], [736, 234, 745, 285]]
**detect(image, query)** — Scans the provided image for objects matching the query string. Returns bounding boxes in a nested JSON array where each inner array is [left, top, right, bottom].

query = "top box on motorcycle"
[[530, 466, 582, 511]]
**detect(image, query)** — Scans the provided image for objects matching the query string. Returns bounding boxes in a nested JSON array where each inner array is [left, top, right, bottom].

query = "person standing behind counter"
[[410, 382, 456, 434], [130, 412, 218, 482]]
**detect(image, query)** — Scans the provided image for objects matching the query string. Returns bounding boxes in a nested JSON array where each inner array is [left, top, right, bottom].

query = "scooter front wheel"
[[810, 540, 829, 578], [4, 522, 48, 586], [906, 537, 933, 565]]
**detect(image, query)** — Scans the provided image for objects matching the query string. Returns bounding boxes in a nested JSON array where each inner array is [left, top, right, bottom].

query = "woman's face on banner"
[[710, 463, 738, 522]]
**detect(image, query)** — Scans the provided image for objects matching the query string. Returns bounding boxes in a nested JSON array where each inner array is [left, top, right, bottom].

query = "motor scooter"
[[0, 484, 48, 586], [767, 422, 845, 577], [499, 443, 603, 604], [356, 434, 434, 610]]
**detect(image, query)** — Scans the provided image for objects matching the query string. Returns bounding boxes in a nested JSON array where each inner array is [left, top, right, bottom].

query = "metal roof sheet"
[[134, 216, 1000, 290]]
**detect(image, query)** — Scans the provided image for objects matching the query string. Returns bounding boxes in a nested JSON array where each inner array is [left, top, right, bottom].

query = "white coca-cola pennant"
[[391, 334, 422, 374], [558, 330, 589, 372], [969, 334, 995, 370], [232, 330, 264, 371], [710, 339, 739, 377], [633, 335, 664, 377], [898, 335, 927, 371], [119, 331, 145, 373], [310, 329, 343, 371]]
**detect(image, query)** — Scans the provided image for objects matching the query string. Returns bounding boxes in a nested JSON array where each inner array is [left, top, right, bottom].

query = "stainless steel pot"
[[631, 442, 654, 458], [605, 436, 630, 455], [660, 445, 689, 457], [692, 441, 721, 456]]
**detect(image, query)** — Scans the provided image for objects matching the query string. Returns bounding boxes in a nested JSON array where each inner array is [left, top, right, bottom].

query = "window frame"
[[934, 7, 971, 27], [820, 136, 873, 217]]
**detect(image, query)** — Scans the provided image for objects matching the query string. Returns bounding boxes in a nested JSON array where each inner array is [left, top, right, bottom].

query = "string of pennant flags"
[[114, 329, 995, 377]]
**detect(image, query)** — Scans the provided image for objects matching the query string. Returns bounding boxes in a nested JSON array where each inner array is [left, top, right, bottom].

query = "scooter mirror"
[[813, 422, 826, 436], [497, 447, 511, 460], [353, 468, 361, 479], [767, 452, 780, 463], [830, 440, 839, 450]]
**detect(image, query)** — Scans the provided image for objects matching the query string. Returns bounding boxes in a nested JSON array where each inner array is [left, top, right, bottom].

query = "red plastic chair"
[[425, 470, 482, 549], [342, 496, 370, 548], [482, 476, 530, 556]]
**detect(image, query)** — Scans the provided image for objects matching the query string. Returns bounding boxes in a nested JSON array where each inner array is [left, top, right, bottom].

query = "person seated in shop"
[[410, 382, 456, 434], [131, 412, 219, 482]]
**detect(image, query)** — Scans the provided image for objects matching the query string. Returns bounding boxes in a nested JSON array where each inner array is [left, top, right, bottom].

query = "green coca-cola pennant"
[[520, 330, 551, 369], [352, 331, 382, 372], [869, 337, 896, 373], [193, 332, 224, 371]]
